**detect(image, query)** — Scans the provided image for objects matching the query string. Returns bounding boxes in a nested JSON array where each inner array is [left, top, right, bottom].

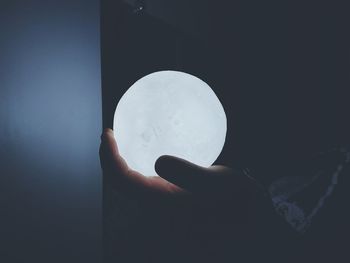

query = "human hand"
[[100, 128, 262, 205], [100, 128, 273, 262]]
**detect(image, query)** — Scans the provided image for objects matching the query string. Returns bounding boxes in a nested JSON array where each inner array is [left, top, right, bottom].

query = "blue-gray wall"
[[0, 1, 102, 262]]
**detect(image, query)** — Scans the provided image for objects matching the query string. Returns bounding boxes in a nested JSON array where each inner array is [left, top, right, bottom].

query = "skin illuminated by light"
[[113, 70, 227, 177]]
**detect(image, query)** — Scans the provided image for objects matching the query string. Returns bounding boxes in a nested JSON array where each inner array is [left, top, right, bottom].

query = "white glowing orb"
[[113, 70, 227, 177]]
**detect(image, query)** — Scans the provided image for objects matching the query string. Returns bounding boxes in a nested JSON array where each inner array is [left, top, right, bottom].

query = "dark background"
[[0, 1, 102, 262], [101, 0, 350, 262], [102, 0, 350, 179]]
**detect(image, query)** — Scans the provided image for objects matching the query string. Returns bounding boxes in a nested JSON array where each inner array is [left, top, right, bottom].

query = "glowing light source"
[[113, 71, 227, 177]]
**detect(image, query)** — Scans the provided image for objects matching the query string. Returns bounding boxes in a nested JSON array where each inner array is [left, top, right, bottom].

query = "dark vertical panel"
[[0, 1, 102, 262], [100, 2, 179, 262], [100, 2, 233, 262]]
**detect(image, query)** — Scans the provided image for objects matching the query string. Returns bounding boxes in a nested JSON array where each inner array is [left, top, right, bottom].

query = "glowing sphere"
[[113, 71, 227, 177]]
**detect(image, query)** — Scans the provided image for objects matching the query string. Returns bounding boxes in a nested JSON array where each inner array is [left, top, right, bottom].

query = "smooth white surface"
[[113, 71, 227, 176]]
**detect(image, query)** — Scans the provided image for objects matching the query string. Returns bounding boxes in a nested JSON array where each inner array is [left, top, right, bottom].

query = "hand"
[[100, 129, 262, 215], [100, 128, 274, 262], [99, 128, 185, 198], [100, 128, 263, 205]]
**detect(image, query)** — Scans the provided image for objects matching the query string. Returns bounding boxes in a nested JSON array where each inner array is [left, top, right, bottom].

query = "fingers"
[[155, 155, 233, 194], [99, 129, 186, 197], [100, 128, 129, 174], [100, 128, 149, 193], [155, 155, 262, 200]]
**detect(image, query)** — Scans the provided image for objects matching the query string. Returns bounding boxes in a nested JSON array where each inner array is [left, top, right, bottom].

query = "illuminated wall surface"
[[0, 1, 102, 262]]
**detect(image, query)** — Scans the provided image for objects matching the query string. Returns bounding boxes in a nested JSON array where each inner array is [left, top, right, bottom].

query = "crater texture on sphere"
[[113, 71, 227, 177]]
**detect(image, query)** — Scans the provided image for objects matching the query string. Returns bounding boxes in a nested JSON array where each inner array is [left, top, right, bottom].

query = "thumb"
[[155, 155, 232, 193]]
